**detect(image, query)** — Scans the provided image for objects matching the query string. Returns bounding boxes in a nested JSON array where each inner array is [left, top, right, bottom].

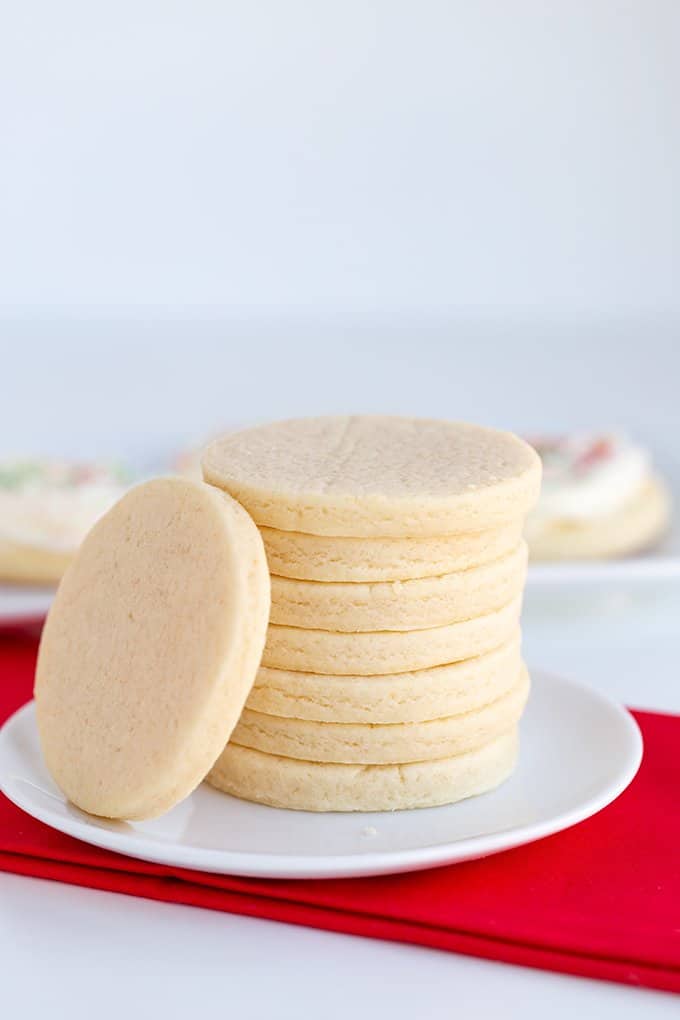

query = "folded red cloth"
[[1, 634, 678, 993]]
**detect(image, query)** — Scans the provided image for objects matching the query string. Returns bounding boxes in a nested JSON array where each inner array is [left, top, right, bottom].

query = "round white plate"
[[0, 669, 641, 880], [0, 584, 53, 628]]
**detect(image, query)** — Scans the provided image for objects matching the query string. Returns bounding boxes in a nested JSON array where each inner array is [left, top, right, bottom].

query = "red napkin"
[[1, 633, 679, 994]]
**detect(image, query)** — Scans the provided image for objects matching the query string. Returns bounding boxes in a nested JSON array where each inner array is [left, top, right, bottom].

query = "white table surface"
[[1, 581, 679, 1018]]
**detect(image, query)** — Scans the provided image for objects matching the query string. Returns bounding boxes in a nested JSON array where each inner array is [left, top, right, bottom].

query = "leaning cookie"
[[525, 434, 671, 560], [35, 478, 271, 820]]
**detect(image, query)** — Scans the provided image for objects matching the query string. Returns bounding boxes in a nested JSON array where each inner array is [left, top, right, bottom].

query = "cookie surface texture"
[[209, 729, 519, 811], [246, 633, 522, 723], [202, 416, 541, 537], [35, 477, 271, 820], [269, 542, 527, 631], [231, 665, 529, 763], [262, 594, 522, 675], [260, 520, 524, 582]]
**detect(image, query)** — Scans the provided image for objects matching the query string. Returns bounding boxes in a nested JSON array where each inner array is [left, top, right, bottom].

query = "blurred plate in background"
[[0, 586, 53, 629], [527, 512, 680, 588]]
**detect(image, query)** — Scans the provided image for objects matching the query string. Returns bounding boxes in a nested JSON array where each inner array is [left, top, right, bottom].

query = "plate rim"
[[0, 671, 643, 880], [527, 555, 680, 586], [0, 583, 54, 628]]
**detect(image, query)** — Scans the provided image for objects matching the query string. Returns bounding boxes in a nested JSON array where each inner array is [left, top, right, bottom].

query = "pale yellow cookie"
[[0, 458, 130, 585], [263, 595, 521, 675], [0, 540, 71, 585], [527, 477, 671, 560], [260, 519, 524, 582], [35, 478, 271, 821], [202, 416, 541, 537], [209, 728, 519, 811], [246, 633, 522, 723], [232, 665, 529, 764], [269, 541, 527, 632]]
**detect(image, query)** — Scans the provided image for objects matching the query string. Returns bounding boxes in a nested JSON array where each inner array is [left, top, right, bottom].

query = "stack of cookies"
[[202, 416, 541, 812]]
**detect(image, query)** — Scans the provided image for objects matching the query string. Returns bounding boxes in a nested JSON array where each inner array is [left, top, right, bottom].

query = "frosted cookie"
[[202, 416, 541, 537], [0, 541, 72, 587], [263, 594, 521, 675], [525, 434, 671, 560], [0, 459, 131, 584], [35, 477, 270, 820], [269, 541, 527, 632], [527, 477, 669, 560], [261, 519, 524, 582], [232, 665, 528, 764], [246, 633, 522, 723], [209, 728, 519, 811]]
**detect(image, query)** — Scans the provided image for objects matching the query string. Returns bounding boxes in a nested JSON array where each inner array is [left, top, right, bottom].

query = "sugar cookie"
[[0, 540, 72, 585], [263, 595, 521, 675], [527, 477, 670, 561], [202, 416, 541, 537], [209, 728, 519, 811], [260, 519, 524, 582], [525, 434, 671, 560], [35, 477, 271, 820], [0, 458, 130, 584], [269, 542, 527, 632], [246, 633, 522, 723], [232, 665, 528, 764]]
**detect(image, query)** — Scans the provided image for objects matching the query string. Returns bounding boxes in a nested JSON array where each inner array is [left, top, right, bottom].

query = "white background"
[[1, 1, 679, 318], [1, 3, 679, 1016], [1, 329, 679, 472]]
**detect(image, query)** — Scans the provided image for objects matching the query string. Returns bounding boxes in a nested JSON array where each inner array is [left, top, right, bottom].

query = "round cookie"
[[202, 416, 541, 537], [269, 542, 527, 632], [263, 594, 522, 675], [209, 728, 519, 811], [0, 540, 72, 585], [527, 477, 670, 560], [260, 519, 524, 582], [35, 477, 271, 821], [0, 458, 130, 585], [232, 665, 529, 764], [246, 633, 522, 723]]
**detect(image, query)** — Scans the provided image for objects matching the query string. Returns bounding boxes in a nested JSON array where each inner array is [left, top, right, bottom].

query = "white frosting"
[[0, 462, 129, 552], [527, 434, 649, 532]]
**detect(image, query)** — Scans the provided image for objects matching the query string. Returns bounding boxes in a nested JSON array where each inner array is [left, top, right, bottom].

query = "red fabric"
[[1, 633, 679, 993]]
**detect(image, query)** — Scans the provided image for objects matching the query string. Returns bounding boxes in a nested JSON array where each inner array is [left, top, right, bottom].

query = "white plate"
[[0, 670, 641, 880], [0, 584, 53, 628], [527, 554, 680, 587]]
